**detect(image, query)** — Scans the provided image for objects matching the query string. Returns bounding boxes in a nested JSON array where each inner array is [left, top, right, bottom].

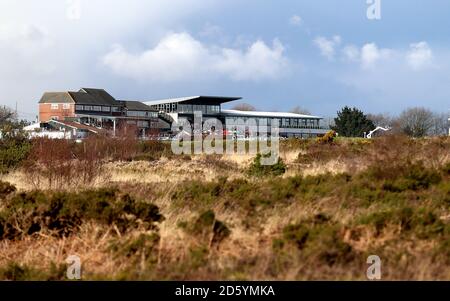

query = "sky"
[[0, 0, 449, 120]]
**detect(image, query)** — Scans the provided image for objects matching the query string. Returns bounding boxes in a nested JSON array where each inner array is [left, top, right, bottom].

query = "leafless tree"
[[0, 106, 17, 127], [231, 103, 256, 111], [430, 113, 449, 136], [397, 107, 434, 137], [290, 106, 311, 115], [367, 113, 393, 128]]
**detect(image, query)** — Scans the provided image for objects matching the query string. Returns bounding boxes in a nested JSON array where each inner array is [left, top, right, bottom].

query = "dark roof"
[[69, 91, 122, 106], [39, 92, 74, 104], [68, 92, 104, 106], [122, 101, 157, 111], [79, 88, 118, 105], [144, 96, 242, 106]]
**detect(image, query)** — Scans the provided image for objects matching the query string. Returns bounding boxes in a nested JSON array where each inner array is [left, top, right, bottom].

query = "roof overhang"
[[144, 96, 242, 106], [221, 110, 322, 119]]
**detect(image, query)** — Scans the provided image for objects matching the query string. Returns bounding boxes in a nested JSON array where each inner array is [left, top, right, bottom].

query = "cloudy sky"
[[1, 0, 449, 120]]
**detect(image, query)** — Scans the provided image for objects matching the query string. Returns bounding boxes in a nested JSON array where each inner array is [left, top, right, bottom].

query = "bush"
[[379, 162, 442, 192], [0, 181, 16, 199], [317, 130, 336, 144], [443, 162, 450, 175], [0, 188, 164, 240], [357, 207, 446, 238], [179, 210, 231, 248], [23, 138, 107, 189], [109, 233, 161, 267], [247, 153, 286, 177], [279, 214, 355, 266], [0, 261, 66, 281], [0, 135, 31, 174]]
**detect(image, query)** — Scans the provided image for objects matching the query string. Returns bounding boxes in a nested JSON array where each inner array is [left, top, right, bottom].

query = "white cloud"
[[339, 40, 433, 71], [314, 35, 341, 60], [342, 45, 360, 62], [406, 41, 433, 70], [360, 43, 392, 69], [289, 15, 302, 26], [102, 32, 288, 82], [0, 0, 222, 115]]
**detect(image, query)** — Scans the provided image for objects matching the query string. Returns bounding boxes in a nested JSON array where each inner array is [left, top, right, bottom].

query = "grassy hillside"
[[0, 136, 449, 280]]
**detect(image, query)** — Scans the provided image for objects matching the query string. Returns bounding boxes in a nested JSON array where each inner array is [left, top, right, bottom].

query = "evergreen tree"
[[333, 106, 375, 137]]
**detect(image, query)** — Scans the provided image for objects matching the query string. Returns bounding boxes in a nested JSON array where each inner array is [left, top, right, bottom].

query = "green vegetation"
[[178, 210, 231, 247], [0, 135, 31, 174], [333, 106, 375, 137], [247, 153, 286, 177], [0, 186, 164, 240], [0, 136, 449, 280]]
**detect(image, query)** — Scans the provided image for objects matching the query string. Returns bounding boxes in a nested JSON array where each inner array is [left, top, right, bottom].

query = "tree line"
[[332, 106, 448, 138]]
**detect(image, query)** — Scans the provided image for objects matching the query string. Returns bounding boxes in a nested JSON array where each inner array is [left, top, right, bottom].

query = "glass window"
[[63, 103, 70, 110], [84, 105, 92, 111], [102, 106, 111, 112], [75, 105, 83, 111], [112, 107, 120, 112], [51, 104, 59, 110], [93, 106, 102, 112], [137, 121, 149, 128]]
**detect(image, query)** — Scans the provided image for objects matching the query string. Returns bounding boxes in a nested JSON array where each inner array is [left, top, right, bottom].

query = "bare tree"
[[398, 107, 434, 137], [231, 103, 256, 111], [430, 113, 449, 136], [0, 106, 17, 127], [367, 113, 393, 128], [290, 106, 311, 115]]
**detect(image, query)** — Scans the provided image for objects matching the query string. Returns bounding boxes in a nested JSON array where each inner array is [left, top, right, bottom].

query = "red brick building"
[[38, 88, 160, 137]]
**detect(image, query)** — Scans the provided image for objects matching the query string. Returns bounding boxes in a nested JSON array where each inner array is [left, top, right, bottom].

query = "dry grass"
[[0, 136, 449, 280]]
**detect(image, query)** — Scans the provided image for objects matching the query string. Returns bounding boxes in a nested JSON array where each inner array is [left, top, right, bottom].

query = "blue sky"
[[0, 0, 449, 120]]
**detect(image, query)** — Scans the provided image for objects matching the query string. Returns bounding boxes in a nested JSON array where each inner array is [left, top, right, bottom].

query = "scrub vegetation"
[[0, 135, 449, 280]]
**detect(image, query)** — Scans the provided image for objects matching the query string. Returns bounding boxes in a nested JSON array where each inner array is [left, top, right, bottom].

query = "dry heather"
[[0, 136, 449, 280]]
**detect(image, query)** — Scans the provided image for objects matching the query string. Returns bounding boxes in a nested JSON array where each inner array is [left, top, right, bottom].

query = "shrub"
[[179, 210, 231, 248], [317, 130, 336, 144], [357, 207, 445, 238], [247, 153, 286, 177], [23, 138, 107, 189], [279, 214, 355, 266], [379, 162, 442, 192], [443, 162, 450, 175], [0, 188, 164, 240], [0, 261, 66, 281], [109, 233, 161, 266], [0, 181, 16, 199], [0, 135, 31, 174]]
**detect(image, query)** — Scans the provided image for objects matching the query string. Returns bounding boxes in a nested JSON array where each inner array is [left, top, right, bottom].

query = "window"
[[127, 111, 147, 117], [51, 104, 59, 110], [137, 121, 149, 128], [84, 106, 92, 111], [93, 106, 102, 112], [75, 105, 84, 111], [102, 106, 111, 112], [258, 118, 268, 126], [112, 106, 120, 112], [63, 103, 70, 110]]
